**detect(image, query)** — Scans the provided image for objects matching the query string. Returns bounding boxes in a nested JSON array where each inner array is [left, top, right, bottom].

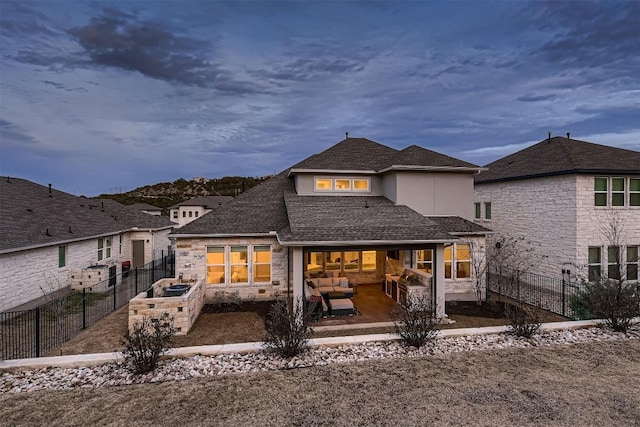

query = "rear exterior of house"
[[171, 137, 491, 318], [0, 178, 175, 312], [474, 136, 640, 282]]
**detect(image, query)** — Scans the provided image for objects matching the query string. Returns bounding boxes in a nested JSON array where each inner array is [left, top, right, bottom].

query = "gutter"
[[378, 165, 486, 173], [475, 168, 640, 185], [170, 232, 278, 239], [287, 168, 376, 177], [276, 237, 459, 246]]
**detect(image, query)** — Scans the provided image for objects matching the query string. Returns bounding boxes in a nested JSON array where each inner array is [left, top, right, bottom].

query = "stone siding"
[[175, 236, 288, 302]]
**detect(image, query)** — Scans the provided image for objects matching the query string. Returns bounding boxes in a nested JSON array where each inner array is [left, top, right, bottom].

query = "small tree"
[[39, 272, 77, 355], [467, 240, 488, 306], [121, 312, 175, 374], [487, 234, 538, 303], [390, 292, 440, 348], [263, 298, 315, 358], [505, 302, 542, 338]]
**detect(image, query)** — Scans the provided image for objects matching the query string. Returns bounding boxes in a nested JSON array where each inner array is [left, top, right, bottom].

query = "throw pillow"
[[339, 278, 349, 288]]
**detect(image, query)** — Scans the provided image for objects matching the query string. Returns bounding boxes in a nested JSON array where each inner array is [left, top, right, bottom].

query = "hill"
[[98, 176, 270, 212]]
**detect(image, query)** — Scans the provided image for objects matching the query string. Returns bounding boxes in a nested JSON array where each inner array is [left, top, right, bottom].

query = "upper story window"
[[484, 202, 492, 219], [474, 203, 481, 219], [173, 211, 178, 219], [314, 177, 371, 192], [98, 237, 112, 261], [594, 176, 639, 207]]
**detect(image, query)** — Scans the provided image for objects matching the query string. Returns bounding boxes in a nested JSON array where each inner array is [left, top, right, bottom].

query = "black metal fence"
[[487, 269, 585, 319], [1, 254, 174, 361]]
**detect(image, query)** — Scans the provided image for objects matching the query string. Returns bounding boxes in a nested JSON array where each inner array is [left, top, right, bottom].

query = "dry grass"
[[3, 340, 639, 426]]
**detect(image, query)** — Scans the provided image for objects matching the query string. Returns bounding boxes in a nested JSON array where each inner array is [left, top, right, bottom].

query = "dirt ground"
[[49, 300, 567, 356], [4, 340, 639, 426]]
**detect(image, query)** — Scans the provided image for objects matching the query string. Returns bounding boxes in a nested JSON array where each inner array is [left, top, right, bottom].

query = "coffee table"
[[327, 291, 347, 299]]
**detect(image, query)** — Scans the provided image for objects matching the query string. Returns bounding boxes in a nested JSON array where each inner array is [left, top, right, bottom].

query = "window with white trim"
[[626, 245, 638, 281], [173, 211, 178, 219], [416, 249, 433, 274], [588, 247, 601, 282], [58, 245, 67, 268], [594, 176, 639, 207], [608, 246, 621, 280], [484, 202, 492, 220], [253, 246, 271, 282], [230, 246, 248, 283], [630, 178, 640, 206], [305, 250, 377, 274], [206, 247, 225, 284], [444, 244, 471, 279], [594, 177, 608, 206], [314, 177, 371, 192], [474, 203, 481, 219], [97, 237, 112, 261], [611, 178, 625, 207]]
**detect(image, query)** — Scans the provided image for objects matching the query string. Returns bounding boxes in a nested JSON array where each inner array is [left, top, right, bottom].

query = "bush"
[[263, 298, 315, 358], [505, 303, 541, 338], [576, 279, 640, 333], [121, 312, 175, 375], [391, 293, 439, 348]]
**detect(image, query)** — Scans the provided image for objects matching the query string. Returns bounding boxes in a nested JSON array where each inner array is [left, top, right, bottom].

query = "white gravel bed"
[[2, 326, 638, 394]]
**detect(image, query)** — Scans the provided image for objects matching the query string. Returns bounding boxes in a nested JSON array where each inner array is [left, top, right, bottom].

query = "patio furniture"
[[327, 291, 347, 299], [328, 298, 355, 316]]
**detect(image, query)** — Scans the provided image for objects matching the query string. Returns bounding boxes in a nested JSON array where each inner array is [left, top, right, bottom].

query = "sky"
[[1, 1, 639, 196]]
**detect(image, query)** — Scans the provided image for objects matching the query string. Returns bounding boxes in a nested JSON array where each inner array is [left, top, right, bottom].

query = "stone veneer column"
[[435, 244, 446, 318]]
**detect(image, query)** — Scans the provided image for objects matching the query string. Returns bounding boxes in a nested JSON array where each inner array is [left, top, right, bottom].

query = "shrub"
[[505, 303, 541, 338], [263, 298, 315, 358], [391, 292, 439, 348], [577, 279, 640, 333], [121, 312, 175, 375]]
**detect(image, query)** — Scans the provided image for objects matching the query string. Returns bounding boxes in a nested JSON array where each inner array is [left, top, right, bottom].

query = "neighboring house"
[[171, 137, 491, 318], [169, 196, 233, 227], [474, 135, 640, 282], [0, 178, 175, 312], [128, 202, 163, 216]]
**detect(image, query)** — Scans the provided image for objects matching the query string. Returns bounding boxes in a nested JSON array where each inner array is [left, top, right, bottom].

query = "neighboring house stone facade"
[[0, 178, 174, 312], [474, 136, 640, 282], [171, 137, 491, 316], [169, 196, 233, 227]]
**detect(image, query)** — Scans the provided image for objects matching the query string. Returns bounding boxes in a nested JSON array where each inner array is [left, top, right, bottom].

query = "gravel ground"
[[2, 325, 638, 394]]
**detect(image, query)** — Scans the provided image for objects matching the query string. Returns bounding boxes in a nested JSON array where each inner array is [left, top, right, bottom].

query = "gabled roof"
[[0, 177, 174, 253], [169, 196, 234, 210], [289, 137, 481, 174], [128, 202, 162, 211], [476, 137, 640, 184]]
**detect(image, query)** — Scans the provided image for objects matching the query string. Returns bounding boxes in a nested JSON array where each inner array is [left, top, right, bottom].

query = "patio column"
[[292, 246, 304, 311], [434, 244, 446, 318]]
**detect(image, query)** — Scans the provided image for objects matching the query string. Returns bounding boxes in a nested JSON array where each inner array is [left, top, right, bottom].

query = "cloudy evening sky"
[[1, 1, 639, 196]]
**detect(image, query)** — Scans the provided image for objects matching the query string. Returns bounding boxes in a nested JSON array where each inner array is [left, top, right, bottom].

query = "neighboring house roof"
[[290, 137, 482, 173], [0, 177, 174, 253], [476, 136, 640, 184], [171, 138, 490, 243], [169, 196, 234, 210], [128, 202, 162, 212]]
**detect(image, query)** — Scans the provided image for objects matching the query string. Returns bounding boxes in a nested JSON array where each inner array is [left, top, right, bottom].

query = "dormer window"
[[314, 177, 371, 192]]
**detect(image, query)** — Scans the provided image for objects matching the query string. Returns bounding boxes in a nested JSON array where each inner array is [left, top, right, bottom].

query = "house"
[[170, 137, 491, 319], [128, 202, 163, 216], [0, 177, 175, 313], [474, 135, 640, 282], [169, 196, 233, 227]]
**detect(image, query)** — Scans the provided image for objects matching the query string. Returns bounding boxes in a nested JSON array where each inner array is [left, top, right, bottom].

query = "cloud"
[[249, 57, 366, 82], [0, 118, 40, 146], [65, 8, 265, 94], [517, 94, 556, 102]]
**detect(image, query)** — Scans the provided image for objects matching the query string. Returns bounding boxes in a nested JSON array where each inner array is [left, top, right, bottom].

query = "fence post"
[[113, 279, 117, 311], [562, 277, 566, 317], [516, 270, 520, 301], [82, 288, 87, 330], [35, 307, 41, 358], [135, 267, 138, 293], [151, 260, 155, 284]]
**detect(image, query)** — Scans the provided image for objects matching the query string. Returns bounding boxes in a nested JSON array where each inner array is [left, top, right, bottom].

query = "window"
[[630, 178, 640, 206], [594, 177, 608, 206], [588, 247, 601, 282], [314, 177, 371, 192], [195, 211, 199, 217], [182, 211, 186, 217], [607, 246, 621, 280], [416, 249, 433, 274], [306, 252, 324, 274], [444, 244, 471, 279], [456, 244, 471, 278], [119, 234, 122, 254], [230, 246, 248, 283], [98, 238, 103, 261], [611, 178, 625, 206], [315, 179, 332, 191], [362, 251, 376, 270], [484, 202, 492, 220], [326, 252, 341, 271], [189, 211, 193, 218], [58, 245, 66, 268], [474, 203, 481, 219], [206, 247, 225, 284], [173, 211, 178, 219], [627, 246, 638, 281], [335, 179, 351, 191], [343, 251, 360, 270], [353, 179, 370, 191], [105, 237, 111, 258], [253, 246, 271, 282]]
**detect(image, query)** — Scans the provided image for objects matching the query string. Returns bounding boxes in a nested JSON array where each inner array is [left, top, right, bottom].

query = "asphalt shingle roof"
[[291, 138, 480, 172], [0, 177, 174, 252], [128, 202, 162, 211], [476, 137, 640, 183]]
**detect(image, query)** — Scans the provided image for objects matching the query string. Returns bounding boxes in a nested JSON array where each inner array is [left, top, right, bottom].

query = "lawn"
[[3, 340, 639, 426]]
